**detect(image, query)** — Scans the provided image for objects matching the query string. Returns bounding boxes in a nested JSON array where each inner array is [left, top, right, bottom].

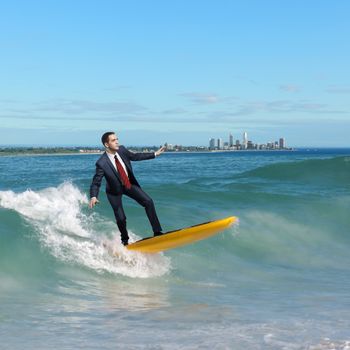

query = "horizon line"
[[1, 144, 350, 149]]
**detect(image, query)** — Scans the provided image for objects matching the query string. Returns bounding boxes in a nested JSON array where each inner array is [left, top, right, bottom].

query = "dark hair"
[[101, 132, 115, 146]]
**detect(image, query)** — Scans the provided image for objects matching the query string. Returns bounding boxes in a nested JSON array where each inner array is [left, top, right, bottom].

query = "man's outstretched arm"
[[123, 145, 166, 161], [155, 145, 166, 157]]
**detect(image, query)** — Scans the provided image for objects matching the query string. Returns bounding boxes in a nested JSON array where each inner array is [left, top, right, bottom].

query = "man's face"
[[106, 134, 119, 151]]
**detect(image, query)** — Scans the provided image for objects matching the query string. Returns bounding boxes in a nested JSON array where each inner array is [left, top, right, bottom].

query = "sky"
[[0, 0, 349, 147]]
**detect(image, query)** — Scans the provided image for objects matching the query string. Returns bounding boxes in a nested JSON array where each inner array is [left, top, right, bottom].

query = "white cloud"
[[0, 97, 347, 129], [179, 92, 220, 104], [279, 84, 301, 93], [325, 85, 350, 94]]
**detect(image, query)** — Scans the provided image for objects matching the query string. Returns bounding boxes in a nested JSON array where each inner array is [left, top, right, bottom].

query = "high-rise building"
[[279, 138, 286, 149], [229, 133, 234, 147], [209, 138, 216, 150], [243, 132, 248, 149], [217, 138, 223, 150]]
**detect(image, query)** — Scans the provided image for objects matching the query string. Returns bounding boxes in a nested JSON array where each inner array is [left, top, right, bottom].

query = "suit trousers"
[[106, 184, 162, 242]]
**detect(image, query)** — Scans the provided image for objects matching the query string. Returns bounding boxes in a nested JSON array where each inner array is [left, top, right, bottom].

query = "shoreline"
[[2, 147, 349, 158], [0, 149, 298, 157], [3, 147, 350, 158]]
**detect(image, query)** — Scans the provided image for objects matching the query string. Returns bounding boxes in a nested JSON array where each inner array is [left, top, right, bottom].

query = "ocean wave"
[[239, 156, 350, 187], [0, 182, 171, 278]]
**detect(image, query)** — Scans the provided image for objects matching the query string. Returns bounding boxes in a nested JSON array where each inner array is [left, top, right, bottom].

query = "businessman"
[[89, 132, 166, 245]]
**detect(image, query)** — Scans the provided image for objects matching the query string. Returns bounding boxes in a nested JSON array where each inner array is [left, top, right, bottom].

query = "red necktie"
[[114, 155, 132, 189]]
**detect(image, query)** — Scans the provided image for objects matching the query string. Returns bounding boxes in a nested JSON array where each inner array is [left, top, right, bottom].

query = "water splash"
[[0, 182, 171, 278]]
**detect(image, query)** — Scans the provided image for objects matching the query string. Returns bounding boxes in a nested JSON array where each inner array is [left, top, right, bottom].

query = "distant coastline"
[[0, 146, 296, 157]]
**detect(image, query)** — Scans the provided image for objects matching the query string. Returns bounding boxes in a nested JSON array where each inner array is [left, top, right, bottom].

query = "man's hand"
[[89, 197, 100, 209], [155, 145, 166, 156]]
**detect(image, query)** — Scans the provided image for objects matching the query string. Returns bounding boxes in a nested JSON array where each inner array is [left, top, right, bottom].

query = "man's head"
[[101, 132, 119, 152]]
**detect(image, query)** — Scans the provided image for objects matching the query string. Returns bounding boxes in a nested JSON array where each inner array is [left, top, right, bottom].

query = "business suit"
[[90, 145, 162, 244]]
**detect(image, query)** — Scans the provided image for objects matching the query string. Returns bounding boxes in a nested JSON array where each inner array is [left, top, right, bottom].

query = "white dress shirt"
[[107, 150, 157, 178], [107, 151, 129, 177]]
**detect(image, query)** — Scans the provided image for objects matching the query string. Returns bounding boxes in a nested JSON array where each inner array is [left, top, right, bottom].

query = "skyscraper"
[[229, 133, 234, 147], [209, 138, 216, 150], [243, 132, 248, 149], [217, 138, 223, 150], [279, 138, 286, 149]]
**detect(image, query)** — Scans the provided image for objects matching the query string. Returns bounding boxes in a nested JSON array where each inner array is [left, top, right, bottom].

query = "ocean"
[[0, 148, 349, 349]]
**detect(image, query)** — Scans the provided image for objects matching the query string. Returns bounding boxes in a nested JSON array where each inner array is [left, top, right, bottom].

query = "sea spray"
[[0, 182, 171, 278]]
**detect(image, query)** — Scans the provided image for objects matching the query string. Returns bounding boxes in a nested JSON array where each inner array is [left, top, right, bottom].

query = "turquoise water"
[[1, 149, 350, 349]]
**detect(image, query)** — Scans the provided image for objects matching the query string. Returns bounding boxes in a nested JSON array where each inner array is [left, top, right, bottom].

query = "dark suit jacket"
[[90, 146, 155, 198]]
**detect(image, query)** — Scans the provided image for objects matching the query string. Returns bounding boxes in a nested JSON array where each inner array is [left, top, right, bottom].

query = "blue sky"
[[0, 0, 349, 147]]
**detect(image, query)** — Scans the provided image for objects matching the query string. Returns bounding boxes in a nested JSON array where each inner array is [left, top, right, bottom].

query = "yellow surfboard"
[[126, 216, 237, 253]]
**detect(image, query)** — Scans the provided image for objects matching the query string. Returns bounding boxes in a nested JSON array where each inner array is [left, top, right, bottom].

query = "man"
[[89, 132, 166, 245]]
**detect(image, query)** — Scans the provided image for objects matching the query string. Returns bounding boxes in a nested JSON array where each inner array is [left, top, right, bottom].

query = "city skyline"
[[0, 1, 349, 147], [208, 131, 288, 151]]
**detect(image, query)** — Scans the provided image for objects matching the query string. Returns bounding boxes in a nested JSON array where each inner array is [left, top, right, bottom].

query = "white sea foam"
[[0, 182, 90, 237], [0, 182, 171, 278]]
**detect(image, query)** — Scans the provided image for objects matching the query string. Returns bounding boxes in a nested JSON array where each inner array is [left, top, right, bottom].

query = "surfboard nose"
[[226, 216, 237, 226]]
